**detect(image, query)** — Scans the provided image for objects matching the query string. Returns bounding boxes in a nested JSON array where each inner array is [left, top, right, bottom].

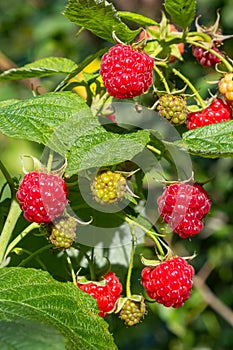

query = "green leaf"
[[0, 58, 78, 81], [63, 0, 140, 43], [174, 121, 233, 158], [0, 320, 67, 350], [66, 129, 150, 175], [0, 92, 91, 154], [164, 0, 196, 29], [117, 11, 159, 26], [0, 267, 118, 350]]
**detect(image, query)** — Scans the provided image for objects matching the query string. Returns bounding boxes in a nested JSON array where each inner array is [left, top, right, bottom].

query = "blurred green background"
[[0, 1, 233, 349]]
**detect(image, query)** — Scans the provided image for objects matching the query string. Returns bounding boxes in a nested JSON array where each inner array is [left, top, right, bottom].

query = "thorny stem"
[[153, 65, 171, 94], [126, 222, 137, 298], [172, 68, 206, 108], [0, 199, 22, 264], [124, 216, 165, 257], [66, 254, 77, 286], [3, 222, 40, 261], [188, 41, 233, 73]]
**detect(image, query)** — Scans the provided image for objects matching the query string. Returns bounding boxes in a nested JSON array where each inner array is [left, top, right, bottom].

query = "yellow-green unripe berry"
[[157, 94, 187, 125], [48, 216, 77, 249], [120, 299, 146, 326], [91, 170, 126, 204]]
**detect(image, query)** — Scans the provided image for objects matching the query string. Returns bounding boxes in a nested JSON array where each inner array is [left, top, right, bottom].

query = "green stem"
[[66, 254, 77, 286], [172, 68, 206, 108], [46, 150, 54, 173], [3, 221, 40, 261], [0, 160, 15, 196], [146, 144, 161, 155], [124, 216, 164, 257], [88, 248, 96, 281], [0, 199, 22, 263], [126, 223, 137, 298], [153, 65, 171, 94], [188, 41, 233, 73], [18, 245, 52, 267]]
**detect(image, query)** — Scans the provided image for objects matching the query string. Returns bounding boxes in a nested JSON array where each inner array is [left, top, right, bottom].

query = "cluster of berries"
[[157, 182, 211, 238]]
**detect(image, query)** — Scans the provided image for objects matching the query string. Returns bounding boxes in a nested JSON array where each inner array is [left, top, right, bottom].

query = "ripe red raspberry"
[[48, 216, 77, 249], [77, 272, 122, 317], [218, 73, 233, 104], [157, 94, 187, 125], [141, 257, 195, 307], [91, 170, 126, 204], [186, 98, 232, 130], [157, 183, 211, 238], [100, 44, 154, 99], [16, 171, 68, 224], [192, 46, 223, 66]]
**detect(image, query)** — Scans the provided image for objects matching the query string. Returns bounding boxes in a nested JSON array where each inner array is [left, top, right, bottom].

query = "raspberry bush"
[[0, 0, 232, 349]]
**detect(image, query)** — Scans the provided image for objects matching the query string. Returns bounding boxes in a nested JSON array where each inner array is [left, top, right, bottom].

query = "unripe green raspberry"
[[157, 94, 187, 125], [91, 170, 126, 204], [120, 299, 146, 326], [48, 216, 77, 249]]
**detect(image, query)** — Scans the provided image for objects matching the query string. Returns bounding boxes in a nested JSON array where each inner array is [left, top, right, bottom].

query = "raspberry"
[[48, 216, 77, 249], [120, 299, 146, 326], [157, 182, 211, 238], [157, 94, 187, 125], [218, 73, 233, 104], [192, 46, 223, 66], [16, 171, 68, 224], [186, 98, 232, 130], [100, 44, 154, 99], [77, 272, 122, 317], [141, 257, 195, 307], [91, 170, 126, 204]]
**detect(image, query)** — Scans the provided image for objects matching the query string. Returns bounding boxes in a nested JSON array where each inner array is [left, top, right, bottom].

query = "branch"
[[194, 275, 233, 327]]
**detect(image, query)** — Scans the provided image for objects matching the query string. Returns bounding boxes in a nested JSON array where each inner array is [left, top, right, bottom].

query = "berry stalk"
[[0, 199, 22, 264], [126, 223, 137, 298], [124, 216, 165, 257], [172, 68, 206, 108], [0, 159, 16, 196], [3, 221, 40, 261], [153, 65, 171, 94]]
